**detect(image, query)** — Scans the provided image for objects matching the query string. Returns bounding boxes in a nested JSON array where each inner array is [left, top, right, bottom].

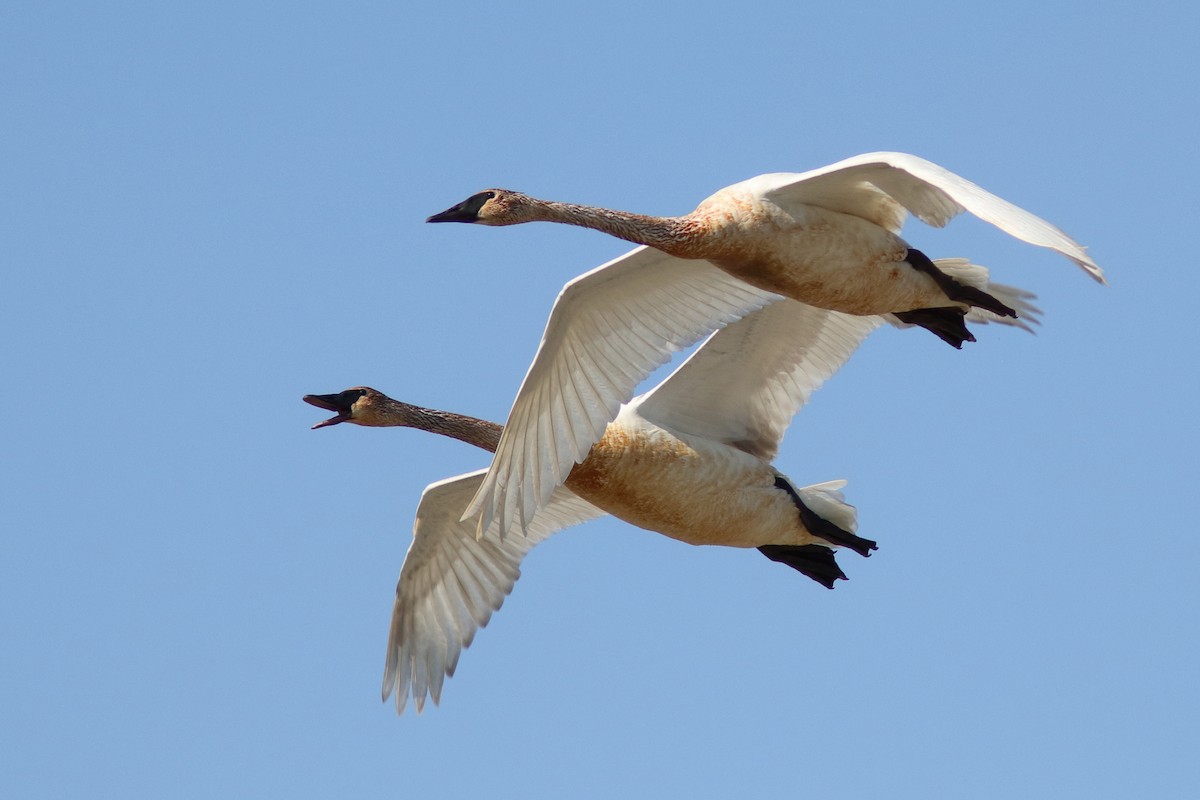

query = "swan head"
[[304, 387, 388, 428], [426, 189, 536, 226]]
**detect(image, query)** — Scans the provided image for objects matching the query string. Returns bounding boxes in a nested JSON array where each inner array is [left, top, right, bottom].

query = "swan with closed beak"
[[429, 151, 1101, 348]]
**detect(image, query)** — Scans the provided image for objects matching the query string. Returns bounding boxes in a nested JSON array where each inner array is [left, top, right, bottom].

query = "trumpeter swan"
[[429, 151, 1101, 347], [305, 285, 1038, 712]]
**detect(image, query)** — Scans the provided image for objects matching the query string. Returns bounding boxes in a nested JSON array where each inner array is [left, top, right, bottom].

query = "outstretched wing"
[[464, 245, 780, 538], [634, 300, 882, 461], [383, 469, 605, 714], [634, 257, 1044, 461], [758, 151, 1104, 282]]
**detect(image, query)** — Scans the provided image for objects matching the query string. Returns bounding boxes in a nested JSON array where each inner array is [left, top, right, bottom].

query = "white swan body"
[[567, 403, 854, 550]]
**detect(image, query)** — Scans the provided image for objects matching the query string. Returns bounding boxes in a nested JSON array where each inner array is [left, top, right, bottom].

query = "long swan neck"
[[375, 397, 502, 453], [528, 198, 692, 251]]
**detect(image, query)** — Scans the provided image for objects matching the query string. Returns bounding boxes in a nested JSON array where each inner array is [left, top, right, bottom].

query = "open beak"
[[303, 393, 353, 429]]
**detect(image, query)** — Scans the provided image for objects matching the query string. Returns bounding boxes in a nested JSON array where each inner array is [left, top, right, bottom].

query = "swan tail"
[[907, 248, 1018, 318], [891, 256, 1043, 344], [923, 257, 1044, 333], [774, 477, 876, 558], [964, 281, 1042, 333]]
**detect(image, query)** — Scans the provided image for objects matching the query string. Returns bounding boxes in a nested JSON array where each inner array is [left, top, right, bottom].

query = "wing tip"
[[1070, 256, 1106, 285]]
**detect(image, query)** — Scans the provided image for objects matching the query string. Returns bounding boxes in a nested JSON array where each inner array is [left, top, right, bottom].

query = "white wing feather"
[[463, 245, 780, 538], [760, 151, 1105, 283], [634, 300, 882, 461], [635, 258, 1043, 460], [383, 469, 605, 714]]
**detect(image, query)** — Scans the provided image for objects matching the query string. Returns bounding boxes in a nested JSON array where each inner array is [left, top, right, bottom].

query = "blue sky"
[[4, 2, 1197, 797]]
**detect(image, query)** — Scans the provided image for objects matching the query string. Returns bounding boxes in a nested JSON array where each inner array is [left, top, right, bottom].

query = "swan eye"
[[467, 190, 495, 210]]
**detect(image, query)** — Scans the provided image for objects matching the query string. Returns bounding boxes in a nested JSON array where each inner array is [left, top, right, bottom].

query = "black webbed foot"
[[894, 307, 975, 348], [758, 544, 847, 589]]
